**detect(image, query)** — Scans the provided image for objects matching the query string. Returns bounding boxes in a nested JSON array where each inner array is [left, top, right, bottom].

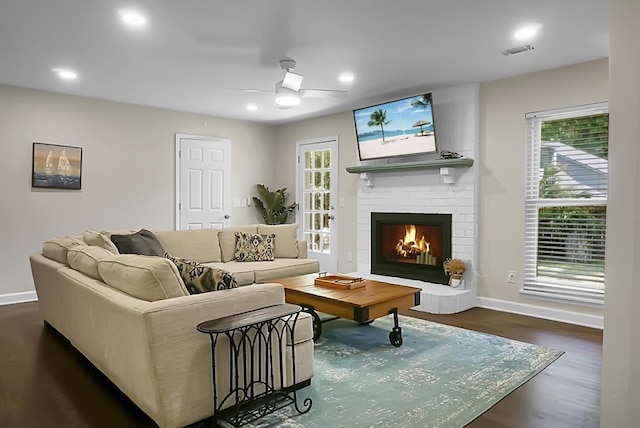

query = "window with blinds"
[[524, 103, 608, 305]]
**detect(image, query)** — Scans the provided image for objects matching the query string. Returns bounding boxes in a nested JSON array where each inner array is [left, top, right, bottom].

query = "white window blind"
[[524, 103, 608, 305]]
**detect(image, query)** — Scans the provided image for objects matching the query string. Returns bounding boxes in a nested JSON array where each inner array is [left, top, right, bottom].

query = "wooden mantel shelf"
[[346, 158, 474, 174]]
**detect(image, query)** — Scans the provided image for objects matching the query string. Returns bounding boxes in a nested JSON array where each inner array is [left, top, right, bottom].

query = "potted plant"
[[252, 184, 297, 225]]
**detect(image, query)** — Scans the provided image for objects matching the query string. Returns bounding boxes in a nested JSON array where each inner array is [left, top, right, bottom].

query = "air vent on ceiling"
[[501, 44, 534, 56]]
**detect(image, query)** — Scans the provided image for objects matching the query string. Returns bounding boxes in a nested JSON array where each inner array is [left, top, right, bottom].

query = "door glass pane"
[[314, 151, 322, 168], [322, 234, 330, 252], [314, 213, 321, 230], [323, 149, 331, 168], [303, 192, 312, 210], [304, 213, 312, 231], [314, 172, 322, 189], [314, 193, 321, 210], [304, 152, 312, 169], [304, 172, 313, 190], [323, 171, 331, 190], [323, 213, 330, 229], [313, 233, 321, 251], [323, 192, 330, 211]]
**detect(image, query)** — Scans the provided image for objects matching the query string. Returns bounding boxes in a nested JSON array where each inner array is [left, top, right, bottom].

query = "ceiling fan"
[[251, 59, 349, 109]]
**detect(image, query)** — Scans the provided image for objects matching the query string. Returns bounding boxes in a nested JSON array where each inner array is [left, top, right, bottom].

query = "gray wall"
[[601, 0, 640, 425], [478, 58, 608, 318], [0, 85, 276, 295]]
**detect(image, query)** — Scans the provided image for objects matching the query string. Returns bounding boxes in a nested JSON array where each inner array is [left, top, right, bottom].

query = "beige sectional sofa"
[[29, 224, 318, 428]]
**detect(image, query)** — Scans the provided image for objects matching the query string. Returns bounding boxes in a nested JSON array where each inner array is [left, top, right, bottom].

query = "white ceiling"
[[0, 0, 608, 125]]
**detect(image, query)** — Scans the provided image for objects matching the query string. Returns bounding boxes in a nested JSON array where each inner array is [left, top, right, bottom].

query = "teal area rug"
[[247, 314, 563, 428]]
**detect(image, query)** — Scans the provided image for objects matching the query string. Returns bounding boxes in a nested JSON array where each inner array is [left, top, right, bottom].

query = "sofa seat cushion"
[[202, 262, 255, 286], [111, 229, 166, 256], [98, 255, 188, 301], [287, 311, 313, 345], [251, 258, 320, 284], [67, 246, 113, 280], [234, 232, 275, 262], [42, 237, 86, 264], [257, 224, 299, 258], [155, 229, 222, 263]]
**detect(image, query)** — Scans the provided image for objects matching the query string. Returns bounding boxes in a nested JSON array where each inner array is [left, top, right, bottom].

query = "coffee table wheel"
[[389, 327, 403, 347], [309, 310, 322, 341]]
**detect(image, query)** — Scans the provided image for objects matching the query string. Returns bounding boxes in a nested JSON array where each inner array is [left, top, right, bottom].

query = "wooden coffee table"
[[273, 273, 421, 347]]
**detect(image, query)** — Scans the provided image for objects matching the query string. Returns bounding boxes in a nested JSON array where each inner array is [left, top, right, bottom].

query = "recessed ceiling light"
[[52, 68, 78, 80], [338, 72, 355, 83], [118, 9, 146, 27], [246, 104, 258, 111], [514, 24, 541, 41]]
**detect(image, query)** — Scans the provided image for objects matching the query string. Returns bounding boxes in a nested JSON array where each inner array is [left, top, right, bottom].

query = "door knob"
[[224, 214, 230, 219], [328, 215, 335, 220]]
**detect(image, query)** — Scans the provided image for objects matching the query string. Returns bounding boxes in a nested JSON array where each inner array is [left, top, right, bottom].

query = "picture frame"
[[32, 142, 82, 189]]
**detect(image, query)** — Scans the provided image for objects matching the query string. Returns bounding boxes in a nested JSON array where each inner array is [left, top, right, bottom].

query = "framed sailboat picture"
[[32, 142, 82, 189]]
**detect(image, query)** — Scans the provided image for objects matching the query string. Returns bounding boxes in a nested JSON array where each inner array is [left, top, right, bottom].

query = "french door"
[[296, 136, 339, 273]]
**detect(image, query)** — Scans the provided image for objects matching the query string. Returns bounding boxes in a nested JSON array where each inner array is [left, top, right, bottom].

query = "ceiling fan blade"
[[299, 89, 348, 99], [229, 88, 274, 94]]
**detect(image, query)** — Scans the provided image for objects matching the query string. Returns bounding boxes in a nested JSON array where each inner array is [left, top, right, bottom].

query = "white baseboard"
[[0, 291, 38, 306], [477, 297, 604, 330]]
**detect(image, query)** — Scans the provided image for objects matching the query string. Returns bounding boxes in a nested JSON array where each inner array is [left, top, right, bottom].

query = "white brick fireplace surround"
[[352, 83, 480, 314]]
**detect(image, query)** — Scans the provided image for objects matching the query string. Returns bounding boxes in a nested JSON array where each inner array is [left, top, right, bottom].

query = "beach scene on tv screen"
[[354, 94, 436, 160]]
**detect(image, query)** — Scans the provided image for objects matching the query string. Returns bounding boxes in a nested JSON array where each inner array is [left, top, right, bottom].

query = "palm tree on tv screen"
[[368, 109, 391, 142], [411, 93, 433, 110]]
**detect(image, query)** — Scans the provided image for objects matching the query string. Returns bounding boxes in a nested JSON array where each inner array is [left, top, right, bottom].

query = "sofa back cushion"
[[42, 237, 86, 264], [110, 229, 166, 256], [98, 255, 188, 301], [257, 224, 299, 258], [218, 225, 258, 262], [83, 230, 120, 254], [154, 229, 222, 263], [67, 246, 113, 280]]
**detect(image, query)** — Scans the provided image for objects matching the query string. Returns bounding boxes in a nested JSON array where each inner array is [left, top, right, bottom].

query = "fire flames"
[[396, 225, 429, 257]]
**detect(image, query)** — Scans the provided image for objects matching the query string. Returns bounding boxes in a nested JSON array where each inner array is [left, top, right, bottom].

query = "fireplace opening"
[[371, 212, 452, 284]]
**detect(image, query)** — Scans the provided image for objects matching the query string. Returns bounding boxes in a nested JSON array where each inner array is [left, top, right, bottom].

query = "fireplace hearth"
[[371, 212, 452, 284]]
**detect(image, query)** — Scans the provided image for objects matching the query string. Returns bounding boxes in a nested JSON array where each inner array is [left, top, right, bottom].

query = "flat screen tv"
[[353, 93, 437, 161]]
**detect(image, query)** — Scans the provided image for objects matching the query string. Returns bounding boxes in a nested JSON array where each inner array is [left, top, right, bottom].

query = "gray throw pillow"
[[111, 229, 165, 256]]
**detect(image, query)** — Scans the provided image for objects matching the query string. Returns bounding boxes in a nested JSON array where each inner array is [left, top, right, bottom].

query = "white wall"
[[274, 112, 360, 274], [355, 83, 480, 285], [0, 85, 277, 296], [478, 58, 608, 319], [601, 0, 640, 424]]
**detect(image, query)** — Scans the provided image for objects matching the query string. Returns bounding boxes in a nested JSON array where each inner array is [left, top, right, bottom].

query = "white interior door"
[[296, 136, 339, 273], [176, 134, 231, 230]]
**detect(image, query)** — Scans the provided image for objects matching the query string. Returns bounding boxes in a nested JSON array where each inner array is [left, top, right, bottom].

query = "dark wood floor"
[[0, 302, 602, 428]]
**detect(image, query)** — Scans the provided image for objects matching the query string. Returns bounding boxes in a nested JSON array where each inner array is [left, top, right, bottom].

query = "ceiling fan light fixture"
[[275, 81, 301, 107], [282, 71, 304, 91]]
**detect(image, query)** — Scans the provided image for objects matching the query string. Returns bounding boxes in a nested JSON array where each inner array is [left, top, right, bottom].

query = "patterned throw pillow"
[[234, 232, 275, 262], [165, 253, 198, 276], [165, 253, 238, 294]]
